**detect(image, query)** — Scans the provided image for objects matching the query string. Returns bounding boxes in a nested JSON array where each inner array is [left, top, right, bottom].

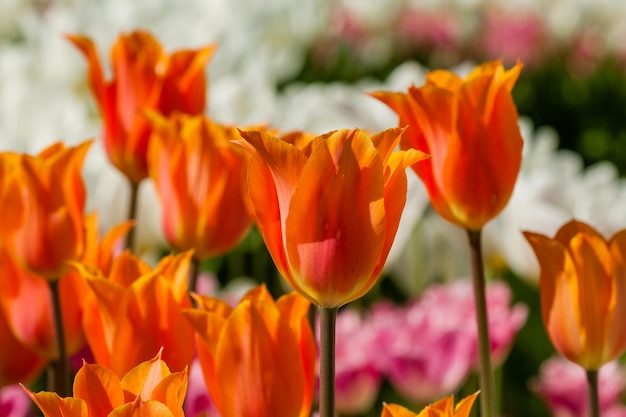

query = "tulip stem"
[[319, 306, 337, 417], [48, 279, 70, 397], [189, 256, 200, 305], [587, 369, 600, 417], [467, 228, 496, 417], [124, 181, 140, 252]]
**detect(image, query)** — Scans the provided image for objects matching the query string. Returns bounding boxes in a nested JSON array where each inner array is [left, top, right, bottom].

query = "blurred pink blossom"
[[397, 9, 461, 53], [369, 298, 474, 403], [567, 27, 606, 77], [478, 9, 547, 67], [416, 280, 528, 367], [184, 358, 221, 417], [0, 385, 32, 417], [334, 308, 383, 415], [532, 357, 626, 417], [370, 279, 527, 403]]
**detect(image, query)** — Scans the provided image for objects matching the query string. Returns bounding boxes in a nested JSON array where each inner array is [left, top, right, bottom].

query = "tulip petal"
[[382, 403, 417, 417], [121, 351, 170, 401], [0, 309, 46, 386], [608, 230, 626, 359], [109, 251, 152, 288], [182, 309, 227, 413], [151, 370, 188, 417], [568, 232, 613, 366], [111, 275, 194, 375], [0, 246, 55, 358], [524, 231, 583, 365], [246, 144, 290, 279], [160, 45, 216, 114], [26, 390, 87, 417], [73, 362, 124, 417], [108, 399, 175, 417], [65, 34, 107, 112], [215, 300, 305, 417], [454, 392, 479, 417], [275, 293, 316, 417]]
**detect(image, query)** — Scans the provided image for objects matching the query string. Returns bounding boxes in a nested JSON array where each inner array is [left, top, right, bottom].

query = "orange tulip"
[[147, 113, 252, 260], [382, 392, 479, 417], [0, 214, 130, 382], [240, 128, 427, 308], [184, 285, 316, 417], [26, 349, 187, 417], [76, 251, 195, 376], [524, 220, 626, 370], [67, 30, 216, 184], [372, 61, 523, 231], [0, 141, 91, 279]]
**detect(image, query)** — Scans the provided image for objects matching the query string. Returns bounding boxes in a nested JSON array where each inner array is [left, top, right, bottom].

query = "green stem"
[[48, 279, 69, 397], [189, 256, 200, 306], [124, 181, 140, 252], [587, 369, 601, 417], [318, 306, 338, 417], [467, 228, 496, 417]]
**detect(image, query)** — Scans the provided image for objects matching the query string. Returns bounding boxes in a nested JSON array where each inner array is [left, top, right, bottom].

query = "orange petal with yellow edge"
[[26, 389, 88, 417], [73, 362, 124, 417], [108, 399, 174, 417], [121, 349, 170, 401], [381, 403, 418, 417]]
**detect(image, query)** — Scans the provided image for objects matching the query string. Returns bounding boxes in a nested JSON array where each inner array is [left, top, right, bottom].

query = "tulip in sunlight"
[[147, 113, 253, 260], [183, 285, 316, 417], [524, 220, 626, 370], [372, 60, 523, 231], [241, 128, 428, 308], [67, 30, 216, 184], [25, 349, 187, 417], [382, 392, 479, 417]]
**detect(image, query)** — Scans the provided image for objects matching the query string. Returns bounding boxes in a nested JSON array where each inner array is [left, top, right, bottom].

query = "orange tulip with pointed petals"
[[0, 141, 91, 279], [372, 61, 523, 231], [241, 128, 427, 308], [382, 392, 479, 417], [524, 220, 626, 370], [76, 251, 195, 376], [147, 113, 252, 260], [184, 285, 316, 417], [25, 349, 187, 417], [67, 30, 216, 184]]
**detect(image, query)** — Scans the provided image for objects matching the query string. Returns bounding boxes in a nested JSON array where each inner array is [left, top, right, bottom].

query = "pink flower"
[[397, 8, 461, 53], [333, 308, 383, 415], [0, 385, 32, 417], [532, 357, 626, 417], [184, 358, 221, 417], [419, 280, 528, 367], [370, 279, 527, 403], [370, 299, 475, 403], [478, 9, 548, 68]]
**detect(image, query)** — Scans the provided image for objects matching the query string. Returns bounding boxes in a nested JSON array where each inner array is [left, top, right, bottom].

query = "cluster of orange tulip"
[[2, 28, 625, 417]]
